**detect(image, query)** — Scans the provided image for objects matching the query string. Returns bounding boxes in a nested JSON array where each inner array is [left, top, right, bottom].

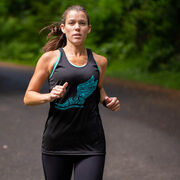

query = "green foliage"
[[0, 0, 180, 89]]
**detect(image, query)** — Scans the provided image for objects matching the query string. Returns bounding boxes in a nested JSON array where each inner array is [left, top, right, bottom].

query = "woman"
[[24, 5, 120, 180]]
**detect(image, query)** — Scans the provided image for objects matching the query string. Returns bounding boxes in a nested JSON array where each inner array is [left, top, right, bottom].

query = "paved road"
[[0, 63, 180, 180]]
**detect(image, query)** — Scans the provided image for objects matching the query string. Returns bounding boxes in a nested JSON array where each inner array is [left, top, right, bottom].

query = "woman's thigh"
[[74, 155, 106, 180], [42, 154, 73, 180]]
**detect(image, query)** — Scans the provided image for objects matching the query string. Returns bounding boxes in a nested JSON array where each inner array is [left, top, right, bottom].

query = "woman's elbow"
[[23, 92, 33, 106], [23, 96, 30, 106]]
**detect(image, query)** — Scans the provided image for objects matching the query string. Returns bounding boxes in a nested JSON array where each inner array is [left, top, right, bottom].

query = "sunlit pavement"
[[0, 63, 180, 180]]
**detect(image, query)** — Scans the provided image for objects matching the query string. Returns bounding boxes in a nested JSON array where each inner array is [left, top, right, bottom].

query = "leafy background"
[[0, 0, 180, 89]]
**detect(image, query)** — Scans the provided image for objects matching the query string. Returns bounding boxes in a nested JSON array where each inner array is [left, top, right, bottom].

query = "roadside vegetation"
[[0, 0, 180, 89]]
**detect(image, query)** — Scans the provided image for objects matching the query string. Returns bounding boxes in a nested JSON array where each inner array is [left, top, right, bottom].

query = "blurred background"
[[1, 1, 180, 180], [0, 0, 180, 89]]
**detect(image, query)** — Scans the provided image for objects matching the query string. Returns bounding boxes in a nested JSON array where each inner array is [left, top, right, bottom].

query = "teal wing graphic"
[[55, 75, 98, 110]]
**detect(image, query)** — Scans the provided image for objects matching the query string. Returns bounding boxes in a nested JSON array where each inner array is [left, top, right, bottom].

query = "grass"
[[0, 58, 37, 66], [106, 58, 180, 90]]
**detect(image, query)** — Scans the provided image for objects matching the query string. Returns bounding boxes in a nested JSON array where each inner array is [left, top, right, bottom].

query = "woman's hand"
[[49, 82, 68, 102], [104, 96, 120, 111]]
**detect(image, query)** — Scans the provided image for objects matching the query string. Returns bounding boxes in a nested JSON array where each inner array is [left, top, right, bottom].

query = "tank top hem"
[[41, 148, 106, 156]]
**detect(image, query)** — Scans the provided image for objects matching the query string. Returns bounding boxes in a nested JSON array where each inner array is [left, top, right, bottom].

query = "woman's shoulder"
[[37, 49, 60, 68], [91, 51, 108, 69], [40, 49, 60, 62], [34, 49, 60, 75]]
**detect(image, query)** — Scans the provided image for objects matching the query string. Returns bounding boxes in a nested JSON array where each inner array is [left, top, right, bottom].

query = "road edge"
[[1, 60, 180, 97]]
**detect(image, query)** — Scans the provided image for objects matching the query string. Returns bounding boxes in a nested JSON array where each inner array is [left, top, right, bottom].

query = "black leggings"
[[42, 153, 106, 180]]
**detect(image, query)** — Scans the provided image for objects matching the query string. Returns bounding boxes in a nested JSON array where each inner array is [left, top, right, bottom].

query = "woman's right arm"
[[24, 51, 68, 106]]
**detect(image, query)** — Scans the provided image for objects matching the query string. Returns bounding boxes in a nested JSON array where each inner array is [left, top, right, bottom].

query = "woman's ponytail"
[[39, 22, 66, 52]]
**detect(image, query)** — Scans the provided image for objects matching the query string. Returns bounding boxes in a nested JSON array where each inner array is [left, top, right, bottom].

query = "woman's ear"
[[60, 24, 65, 34], [88, 24, 91, 34]]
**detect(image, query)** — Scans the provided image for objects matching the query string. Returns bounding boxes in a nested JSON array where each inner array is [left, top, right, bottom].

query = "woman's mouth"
[[73, 34, 81, 37]]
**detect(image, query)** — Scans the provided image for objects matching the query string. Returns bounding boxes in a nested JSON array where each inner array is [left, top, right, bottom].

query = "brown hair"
[[40, 5, 90, 52]]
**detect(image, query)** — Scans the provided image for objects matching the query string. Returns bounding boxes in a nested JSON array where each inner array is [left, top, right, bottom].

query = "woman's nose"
[[74, 23, 80, 29]]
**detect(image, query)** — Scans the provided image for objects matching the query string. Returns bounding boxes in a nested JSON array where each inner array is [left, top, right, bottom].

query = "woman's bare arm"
[[24, 50, 68, 106], [93, 53, 108, 104], [93, 52, 120, 111]]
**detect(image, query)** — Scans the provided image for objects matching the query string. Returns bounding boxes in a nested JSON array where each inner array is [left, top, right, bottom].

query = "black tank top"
[[41, 48, 106, 155]]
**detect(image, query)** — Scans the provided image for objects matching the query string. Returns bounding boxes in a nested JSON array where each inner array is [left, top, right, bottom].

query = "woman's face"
[[60, 10, 91, 46]]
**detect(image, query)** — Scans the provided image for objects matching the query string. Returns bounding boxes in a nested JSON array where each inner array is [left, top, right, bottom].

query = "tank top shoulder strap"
[[49, 48, 61, 79]]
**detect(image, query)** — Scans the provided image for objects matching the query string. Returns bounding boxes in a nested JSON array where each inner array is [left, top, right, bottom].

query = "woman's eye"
[[80, 22, 86, 25], [68, 22, 74, 25], [68, 21, 86, 25]]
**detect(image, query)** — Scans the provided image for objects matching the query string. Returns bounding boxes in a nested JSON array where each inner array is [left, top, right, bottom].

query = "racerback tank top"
[[41, 47, 106, 155]]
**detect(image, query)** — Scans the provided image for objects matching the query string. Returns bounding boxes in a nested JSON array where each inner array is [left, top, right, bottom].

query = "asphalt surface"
[[0, 63, 180, 180]]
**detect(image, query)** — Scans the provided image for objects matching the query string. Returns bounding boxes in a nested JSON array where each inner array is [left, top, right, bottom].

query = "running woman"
[[24, 5, 120, 180]]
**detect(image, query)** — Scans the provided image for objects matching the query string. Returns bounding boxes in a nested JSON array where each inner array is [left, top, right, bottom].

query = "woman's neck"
[[63, 42, 86, 57]]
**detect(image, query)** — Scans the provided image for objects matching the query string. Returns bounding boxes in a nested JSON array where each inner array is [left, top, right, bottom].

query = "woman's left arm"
[[93, 53, 120, 111]]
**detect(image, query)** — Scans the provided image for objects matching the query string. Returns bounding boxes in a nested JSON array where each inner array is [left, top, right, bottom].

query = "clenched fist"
[[104, 96, 120, 111], [49, 82, 68, 102]]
